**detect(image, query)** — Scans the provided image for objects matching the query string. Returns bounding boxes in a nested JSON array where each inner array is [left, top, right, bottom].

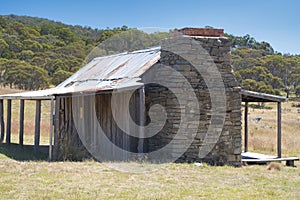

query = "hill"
[[0, 14, 167, 89], [0, 14, 300, 96]]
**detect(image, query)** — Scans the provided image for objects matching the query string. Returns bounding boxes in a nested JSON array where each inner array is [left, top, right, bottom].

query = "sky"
[[0, 0, 299, 54]]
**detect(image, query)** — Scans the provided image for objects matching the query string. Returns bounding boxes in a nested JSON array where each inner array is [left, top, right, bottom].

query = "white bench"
[[242, 157, 299, 167]]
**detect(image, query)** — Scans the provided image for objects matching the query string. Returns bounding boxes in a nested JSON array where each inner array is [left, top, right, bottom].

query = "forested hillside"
[[226, 33, 300, 97], [1, 14, 300, 96], [0, 15, 166, 89]]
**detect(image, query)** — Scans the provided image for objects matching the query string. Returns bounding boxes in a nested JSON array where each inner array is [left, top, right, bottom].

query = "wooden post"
[[19, 99, 25, 146], [6, 99, 11, 144], [277, 102, 282, 158], [137, 87, 145, 154], [0, 99, 4, 142], [48, 97, 55, 161], [53, 97, 60, 160], [244, 102, 248, 152], [34, 100, 41, 150]]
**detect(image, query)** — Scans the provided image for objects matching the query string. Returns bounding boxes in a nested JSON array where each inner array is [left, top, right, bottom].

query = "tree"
[[56, 27, 77, 44], [237, 66, 283, 89], [52, 69, 73, 86], [43, 59, 67, 77], [23, 39, 43, 51], [17, 50, 34, 62], [0, 59, 49, 89], [296, 85, 300, 97], [6, 64, 49, 90], [0, 39, 9, 57], [0, 16, 8, 28], [241, 79, 257, 91], [242, 79, 278, 95], [225, 33, 274, 54]]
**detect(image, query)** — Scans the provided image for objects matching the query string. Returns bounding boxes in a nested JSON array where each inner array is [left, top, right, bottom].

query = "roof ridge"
[[93, 46, 161, 60]]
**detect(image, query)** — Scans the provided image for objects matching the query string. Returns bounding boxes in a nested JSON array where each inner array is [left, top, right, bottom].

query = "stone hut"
[[50, 28, 242, 166]]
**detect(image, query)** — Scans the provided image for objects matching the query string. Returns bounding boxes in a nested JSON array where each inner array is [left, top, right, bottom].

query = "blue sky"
[[0, 0, 299, 54]]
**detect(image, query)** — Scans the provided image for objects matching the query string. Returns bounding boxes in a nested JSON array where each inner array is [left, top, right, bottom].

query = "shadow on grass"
[[0, 143, 48, 161]]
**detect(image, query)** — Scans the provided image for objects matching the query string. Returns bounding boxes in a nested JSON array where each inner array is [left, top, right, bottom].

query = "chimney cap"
[[178, 27, 224, 37]]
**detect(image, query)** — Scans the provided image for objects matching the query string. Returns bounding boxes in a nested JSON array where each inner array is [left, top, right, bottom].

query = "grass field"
[[0, 88, 299, 199], [0, 157, 299, 199]]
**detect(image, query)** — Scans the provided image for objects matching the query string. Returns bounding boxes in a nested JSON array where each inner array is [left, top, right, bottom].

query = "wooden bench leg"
[[286, 160, 295, 167]]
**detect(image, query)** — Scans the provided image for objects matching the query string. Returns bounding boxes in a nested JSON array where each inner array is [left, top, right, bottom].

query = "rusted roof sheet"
[[54, 46, 161, 95], [0, 47, 161, 99], [58, 46, 160, 88]]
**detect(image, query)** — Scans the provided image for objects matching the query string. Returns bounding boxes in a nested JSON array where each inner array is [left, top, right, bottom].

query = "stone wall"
[[142, 31, 242, 166]]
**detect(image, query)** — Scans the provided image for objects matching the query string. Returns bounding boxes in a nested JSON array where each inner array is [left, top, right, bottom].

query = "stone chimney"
[[178, 27, 224, 37], [156, 27, 242, 166]]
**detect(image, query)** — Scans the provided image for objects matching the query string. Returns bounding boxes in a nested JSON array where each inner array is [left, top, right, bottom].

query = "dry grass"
[[0, 88, 25, 95], [0, 159, 299, 199], [0, 88, 300, 199], [2, 100, 51, 145], [242, 102, 300, 158]]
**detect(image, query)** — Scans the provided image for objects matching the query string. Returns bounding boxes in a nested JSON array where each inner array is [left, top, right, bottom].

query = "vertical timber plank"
[[109, 94, 113, 155], [0, 99, 4, 142], [106, 94, 111, 153], [6, 99, 11, 144], [93, 95, 98, 153], [65, 98, 69, 147], [53, 97, 60, 160], [244, 102, 248, 152], [34, 100, 41, 150], [67, 97, 72, 151], [19, 99, 25, 146], [277, 102, 282, 158], [138, 88, 145, 154], [48, 97, 55, 161]]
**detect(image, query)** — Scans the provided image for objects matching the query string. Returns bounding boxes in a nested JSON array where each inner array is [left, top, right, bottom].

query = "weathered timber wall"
[[53, 91, 142, 161]]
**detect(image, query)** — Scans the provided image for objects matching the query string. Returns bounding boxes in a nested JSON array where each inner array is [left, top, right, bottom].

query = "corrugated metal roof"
[[0, 47, 161, 99], [55, 46, 161, 95], [241, 89, 287, 102], [0, 89, 55, 100], [58, 46, 160, 87]]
